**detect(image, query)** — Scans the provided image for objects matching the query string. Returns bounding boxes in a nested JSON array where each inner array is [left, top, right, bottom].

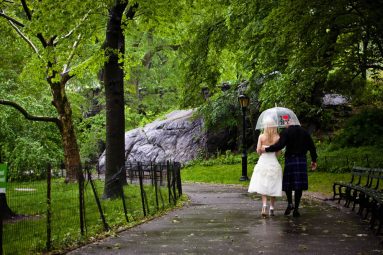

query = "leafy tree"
[[0, 0, 107, 181], [180, 0, 383, 126]]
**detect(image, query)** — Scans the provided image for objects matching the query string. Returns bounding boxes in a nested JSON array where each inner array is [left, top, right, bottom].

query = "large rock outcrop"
[[98, 109, 206, 173]]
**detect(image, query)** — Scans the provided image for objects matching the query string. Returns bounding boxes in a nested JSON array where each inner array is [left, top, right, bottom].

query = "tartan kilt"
[[282, 155, 308, 191]]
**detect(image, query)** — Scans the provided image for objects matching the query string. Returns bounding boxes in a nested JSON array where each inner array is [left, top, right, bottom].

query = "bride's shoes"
[[261, 206, 267, 217]]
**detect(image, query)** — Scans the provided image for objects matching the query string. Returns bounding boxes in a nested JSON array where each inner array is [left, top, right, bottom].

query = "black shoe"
[[284, 204, 294, 215], [293, 209, 300, 217]]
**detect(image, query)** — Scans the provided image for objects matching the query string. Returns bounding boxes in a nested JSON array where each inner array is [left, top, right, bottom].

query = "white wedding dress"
[[248, 152, 282, 197]]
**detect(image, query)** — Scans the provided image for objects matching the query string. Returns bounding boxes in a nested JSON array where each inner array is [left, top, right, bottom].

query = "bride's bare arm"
[[256, 134, 264, 154]]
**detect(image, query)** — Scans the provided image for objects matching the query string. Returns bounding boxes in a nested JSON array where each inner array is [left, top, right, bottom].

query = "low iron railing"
[[0, 160, 182, 255]]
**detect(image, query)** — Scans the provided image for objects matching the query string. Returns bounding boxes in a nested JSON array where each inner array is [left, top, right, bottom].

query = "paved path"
[[67, 183, 383, 255]]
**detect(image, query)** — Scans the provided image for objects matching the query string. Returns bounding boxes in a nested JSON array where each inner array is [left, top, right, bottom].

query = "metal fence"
[[0, 161, 182, 255]]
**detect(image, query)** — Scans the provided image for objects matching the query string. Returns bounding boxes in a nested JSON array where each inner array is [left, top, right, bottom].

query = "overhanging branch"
[[0, 10, 24, 27], [0, 99, 59, 124], [8, 20, 41, 57]]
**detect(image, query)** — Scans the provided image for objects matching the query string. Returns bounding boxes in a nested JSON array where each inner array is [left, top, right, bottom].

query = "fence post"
[[138, 163, 147, 216], [85, 166, 109, 231], [78, 165, 85, 235], [0, 207, 2, 255], [154, 164, 159, 211], [160, 163, 164, 186], [0, 164, 5, 255], [150, 162, 154, 186], [176, 162, 182, 197], [166, 161, 172, 204], [0, 152, 2, 255], [171, 162, 176, 204], [46, 164, 52, 251], [118, 166, 129, 223]]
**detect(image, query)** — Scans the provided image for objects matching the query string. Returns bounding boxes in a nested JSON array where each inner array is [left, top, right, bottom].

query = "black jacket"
[[265, 125, 317, 162]]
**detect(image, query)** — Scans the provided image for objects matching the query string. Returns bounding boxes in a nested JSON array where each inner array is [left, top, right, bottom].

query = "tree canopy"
[[180, 0, 383, 119], [0, 0, 382, 180]]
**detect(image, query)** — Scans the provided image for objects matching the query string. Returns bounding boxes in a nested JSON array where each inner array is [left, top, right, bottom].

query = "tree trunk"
[[103, 1, 128, 199], [50, 78, 82, 182]]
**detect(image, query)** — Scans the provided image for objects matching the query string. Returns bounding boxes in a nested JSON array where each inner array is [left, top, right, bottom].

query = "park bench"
[[332, 166, 371, 207], [354, 169, 383, 217], [333, 166, 383, 234], [356, 168, 383, 234], [368, 192, 383, 234]]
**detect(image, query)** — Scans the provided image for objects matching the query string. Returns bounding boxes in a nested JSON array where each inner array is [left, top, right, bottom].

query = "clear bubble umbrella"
[[255, 107, 300, 130]]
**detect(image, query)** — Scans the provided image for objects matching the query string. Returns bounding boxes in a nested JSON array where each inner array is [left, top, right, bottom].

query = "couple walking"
[[248, 107, 317, 217]]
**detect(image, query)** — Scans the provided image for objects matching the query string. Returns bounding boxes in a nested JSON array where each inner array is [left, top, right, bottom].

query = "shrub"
[[332, 108, 383, 148]]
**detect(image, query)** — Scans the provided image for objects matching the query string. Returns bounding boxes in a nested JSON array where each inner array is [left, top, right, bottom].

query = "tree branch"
[[63, 33, 82, 74], [366, 64, 383, 70], [8, 20, 41, 57], [0, 99, 59, 124], [54, 10, 90, 46], [125, 2, 139, 20], [0, 10, 24, 27], [20, 0, 32, 20], [37, 33, 48, 48]]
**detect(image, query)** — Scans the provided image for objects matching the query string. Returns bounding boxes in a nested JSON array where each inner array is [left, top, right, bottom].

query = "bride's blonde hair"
[[262, 117, 278, 144], [263, 126, 278, 145]]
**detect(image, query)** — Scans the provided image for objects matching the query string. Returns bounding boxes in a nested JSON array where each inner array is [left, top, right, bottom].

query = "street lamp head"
[[238, 94, 250, 108]]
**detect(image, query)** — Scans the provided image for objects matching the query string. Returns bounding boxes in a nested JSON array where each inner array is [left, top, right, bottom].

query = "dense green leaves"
[[0, 0, 382, 179], [333, 108, 383, 148], [198, 87, 239, 130], [181, 0, 383, 128]]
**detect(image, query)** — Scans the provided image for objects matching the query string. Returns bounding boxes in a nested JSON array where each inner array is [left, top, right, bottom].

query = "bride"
[[248, 118, 282, 217]]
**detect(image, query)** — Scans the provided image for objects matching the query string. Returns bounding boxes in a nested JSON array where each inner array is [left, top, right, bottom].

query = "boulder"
[[98, 109, 206, 173]]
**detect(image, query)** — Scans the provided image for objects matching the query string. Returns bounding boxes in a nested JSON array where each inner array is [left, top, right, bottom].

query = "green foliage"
[[0, 94, 63, 180], [180, 0, 383, 124], [331, 109, 383, 148], [197, 87, 239, 130], [179, 1, 240, 107], [77, 114, 106, 163], [314, 141, 383, 172], [6, 136, 62, 181], [1, 0, 383, 182], [0, 0, 109, 179], [357, 79, 383, 107]]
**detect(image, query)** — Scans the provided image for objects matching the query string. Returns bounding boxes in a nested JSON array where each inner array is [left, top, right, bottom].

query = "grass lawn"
[[181, 163, 350, 196]]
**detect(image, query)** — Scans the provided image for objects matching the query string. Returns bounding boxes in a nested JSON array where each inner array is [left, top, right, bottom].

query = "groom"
[[260, 118, 317, 217]]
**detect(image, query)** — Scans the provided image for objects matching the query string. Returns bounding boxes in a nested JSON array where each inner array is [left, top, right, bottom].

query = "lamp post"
[[238, 94, 250, 181]]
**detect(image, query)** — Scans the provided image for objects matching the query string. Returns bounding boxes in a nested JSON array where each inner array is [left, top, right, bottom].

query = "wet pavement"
[[67, 183, 383, 255]]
